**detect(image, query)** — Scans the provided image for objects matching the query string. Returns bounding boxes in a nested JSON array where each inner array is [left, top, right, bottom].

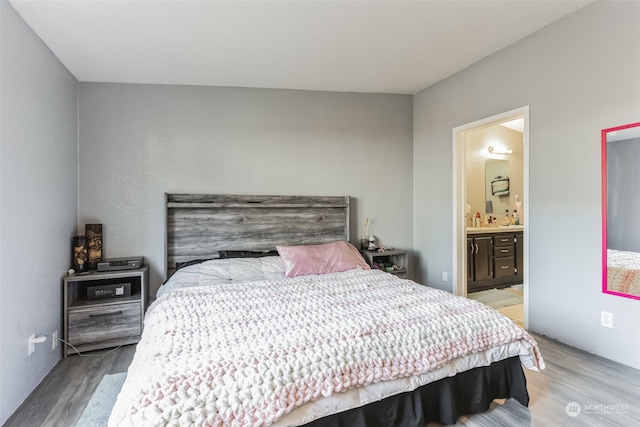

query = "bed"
[[108, 194, 544, 426]]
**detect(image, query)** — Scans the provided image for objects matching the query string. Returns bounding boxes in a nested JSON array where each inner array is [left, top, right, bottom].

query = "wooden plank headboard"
[[165, 194, 350, 276]]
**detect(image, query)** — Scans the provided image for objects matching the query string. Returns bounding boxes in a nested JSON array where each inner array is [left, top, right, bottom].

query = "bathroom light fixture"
[[488, 145, 512, 155]]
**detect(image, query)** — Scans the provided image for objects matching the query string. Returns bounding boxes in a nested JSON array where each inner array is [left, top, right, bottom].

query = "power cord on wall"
[[49, 333, 137, 357]]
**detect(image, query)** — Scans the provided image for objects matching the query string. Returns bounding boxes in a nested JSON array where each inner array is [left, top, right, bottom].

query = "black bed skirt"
[[305, 356, 529, 427]]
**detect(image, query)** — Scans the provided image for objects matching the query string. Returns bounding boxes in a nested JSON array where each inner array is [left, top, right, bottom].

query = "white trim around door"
[[452, 106, 530, 329]]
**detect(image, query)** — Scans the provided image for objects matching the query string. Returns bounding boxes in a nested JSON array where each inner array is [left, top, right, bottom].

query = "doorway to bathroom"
[[453, 106, 529, 329]]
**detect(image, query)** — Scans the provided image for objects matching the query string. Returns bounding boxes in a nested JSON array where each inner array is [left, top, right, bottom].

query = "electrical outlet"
[[52, 331, 58, 350], [27, 334, 46, 356], [442, 271, 448, 281], [28, 334, 36, 356], [601, 311, 613, 328]]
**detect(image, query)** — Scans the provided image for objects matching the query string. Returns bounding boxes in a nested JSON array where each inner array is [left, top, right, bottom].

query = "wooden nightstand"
[[361, 249, 409, 279], [62, 265, 148, 357]]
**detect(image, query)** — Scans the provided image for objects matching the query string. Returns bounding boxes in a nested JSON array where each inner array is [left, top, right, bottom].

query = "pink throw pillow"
[[276, 241, 370, 278]]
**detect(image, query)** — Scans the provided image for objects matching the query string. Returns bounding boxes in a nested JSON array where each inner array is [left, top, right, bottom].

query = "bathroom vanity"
[[466, 226, 523, 293]]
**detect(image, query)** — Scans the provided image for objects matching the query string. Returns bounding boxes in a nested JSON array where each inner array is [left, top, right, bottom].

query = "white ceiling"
[[9, 0, 591, 95]]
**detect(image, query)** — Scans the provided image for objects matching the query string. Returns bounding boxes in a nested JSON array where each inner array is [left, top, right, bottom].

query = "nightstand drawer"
[[68, 303, 141, 345]]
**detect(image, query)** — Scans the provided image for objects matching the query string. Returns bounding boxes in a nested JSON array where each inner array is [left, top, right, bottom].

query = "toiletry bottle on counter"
[[474, 212, 481, 227]]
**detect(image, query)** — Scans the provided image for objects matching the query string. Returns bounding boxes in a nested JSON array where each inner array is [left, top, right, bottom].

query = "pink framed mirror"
[[602, 121, 640, 300]]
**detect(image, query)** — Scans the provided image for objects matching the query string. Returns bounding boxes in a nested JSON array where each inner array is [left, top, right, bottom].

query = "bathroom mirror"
[[602, 121, 640, 300], [485, 159, 510, 214]]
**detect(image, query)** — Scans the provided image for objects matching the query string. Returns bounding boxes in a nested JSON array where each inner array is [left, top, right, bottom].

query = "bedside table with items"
[[361, 249, 409, 279], [62, 265, 149, 357]]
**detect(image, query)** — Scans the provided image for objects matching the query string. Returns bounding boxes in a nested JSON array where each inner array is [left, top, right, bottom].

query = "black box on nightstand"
[[86, 282, 131, 300]]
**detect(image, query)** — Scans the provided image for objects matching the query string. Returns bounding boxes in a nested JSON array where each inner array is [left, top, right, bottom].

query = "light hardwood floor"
[[4, 334, 640, 427], [468, 286, 524, 328], [497, 303, 524, 328]]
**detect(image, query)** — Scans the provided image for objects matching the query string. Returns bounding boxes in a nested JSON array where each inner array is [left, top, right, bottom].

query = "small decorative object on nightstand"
[[85, 223, 103, 270], [62, 265, 149, 357], [367, 235, 377, 251], [361, 248, 409, 279], [71, 235, 88, 272], [361, 217, 370, 250]]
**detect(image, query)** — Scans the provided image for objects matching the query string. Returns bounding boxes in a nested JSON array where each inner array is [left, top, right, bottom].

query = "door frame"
[[452, 106, 530, 328]]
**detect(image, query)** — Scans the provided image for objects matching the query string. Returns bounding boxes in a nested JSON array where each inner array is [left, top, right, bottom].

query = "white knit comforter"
[[607, 249, 640, 296], [109, 268, 544, 427]]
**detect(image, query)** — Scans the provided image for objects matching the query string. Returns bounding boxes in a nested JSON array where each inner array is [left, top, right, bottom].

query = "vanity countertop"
[[466, 225, 524, 234]]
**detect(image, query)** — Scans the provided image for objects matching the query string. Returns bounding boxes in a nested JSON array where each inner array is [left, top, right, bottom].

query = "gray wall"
[[414, 0, 640, 368], [0, 1, 78, 423], [78, 84, 414, 295]]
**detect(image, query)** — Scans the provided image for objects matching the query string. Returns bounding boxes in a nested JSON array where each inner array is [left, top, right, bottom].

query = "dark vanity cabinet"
[[467, 236, 493, 283], [468, 231, 523, 293], [493, 234, 515, 279]]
